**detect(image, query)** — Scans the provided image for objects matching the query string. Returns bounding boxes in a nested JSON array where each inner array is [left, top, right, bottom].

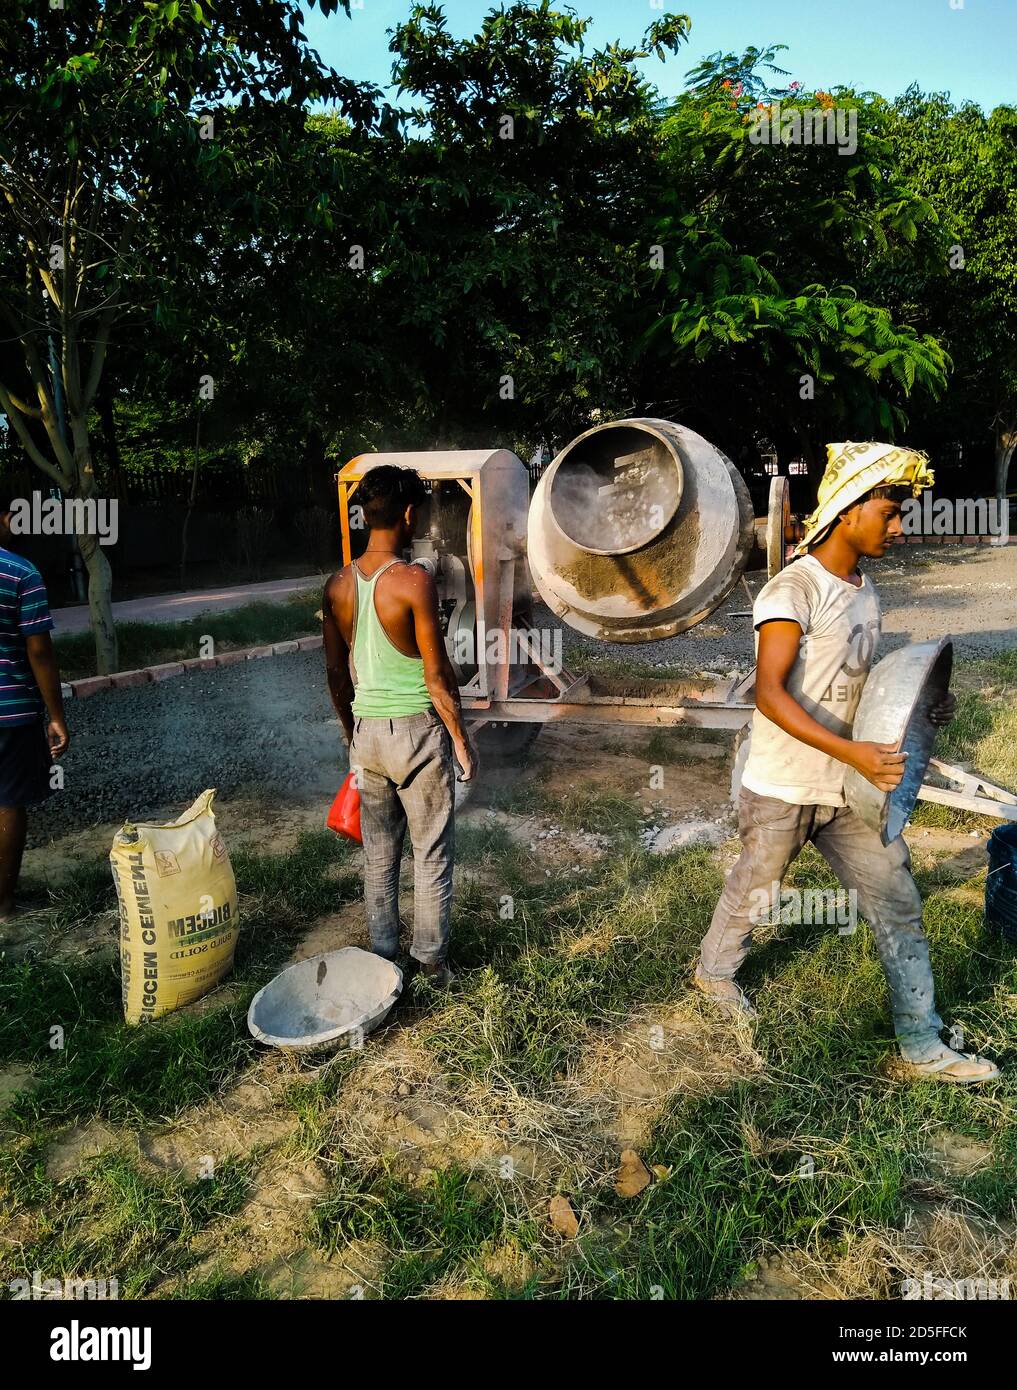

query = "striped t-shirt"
[[1, 547, 54, 726]]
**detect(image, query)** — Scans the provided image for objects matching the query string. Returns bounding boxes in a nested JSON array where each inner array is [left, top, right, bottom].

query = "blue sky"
[[302, 0, 1014, 111]]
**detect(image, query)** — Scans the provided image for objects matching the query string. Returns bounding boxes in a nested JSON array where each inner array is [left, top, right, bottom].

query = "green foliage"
[[642, 54, 956, 460], [877, 91, 1017, 480], [3, 4, 1015, 585]]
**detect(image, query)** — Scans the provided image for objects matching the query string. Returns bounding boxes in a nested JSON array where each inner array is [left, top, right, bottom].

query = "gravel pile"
[[549, 545, 1017, 672], [35, 653, 341, 844]]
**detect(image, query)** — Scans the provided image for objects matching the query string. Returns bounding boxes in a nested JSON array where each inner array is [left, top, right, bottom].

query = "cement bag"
[[110, 789, 239, 1024]]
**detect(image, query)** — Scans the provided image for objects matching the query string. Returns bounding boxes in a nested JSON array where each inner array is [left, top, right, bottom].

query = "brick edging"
[[62, 634, 323, 700]]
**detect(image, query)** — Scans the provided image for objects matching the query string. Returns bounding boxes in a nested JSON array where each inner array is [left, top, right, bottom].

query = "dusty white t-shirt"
[[741, 554, 881, 806]]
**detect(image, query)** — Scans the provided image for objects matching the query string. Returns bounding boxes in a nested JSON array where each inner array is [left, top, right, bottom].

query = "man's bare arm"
[[25, 632, 69, 756], [755, 620, 906, 792], [405, 566, 477, 779], [322, 574, 355, 746]]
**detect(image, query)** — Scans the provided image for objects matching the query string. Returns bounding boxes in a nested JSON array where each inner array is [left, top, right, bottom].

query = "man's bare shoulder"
[[323, 566, 354, 607], [387, 560, 438, 601]]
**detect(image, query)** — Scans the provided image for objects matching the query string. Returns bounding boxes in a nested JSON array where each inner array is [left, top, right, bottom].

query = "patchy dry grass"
[[911, 649, 1017, 830], [53, 591, 322, 680], [2, 656, 1016, 1299]]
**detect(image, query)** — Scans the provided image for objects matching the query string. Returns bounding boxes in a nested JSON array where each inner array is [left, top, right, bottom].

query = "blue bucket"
[[985, 823, 1017, 944]]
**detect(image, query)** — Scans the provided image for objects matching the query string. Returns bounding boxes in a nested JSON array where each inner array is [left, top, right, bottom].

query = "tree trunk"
[[180, 414, 201, 588], [98, 384, 124, 499], [68, 411, 119, 674], [77, 528, 117, 674], [994, 425, 1015, 509]]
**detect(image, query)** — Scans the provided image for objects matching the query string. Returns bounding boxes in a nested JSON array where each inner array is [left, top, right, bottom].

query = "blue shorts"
[[0, 719, 53, 809]]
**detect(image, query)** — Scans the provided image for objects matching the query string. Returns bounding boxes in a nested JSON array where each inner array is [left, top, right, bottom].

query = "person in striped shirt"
[[1, 492, 69, 919]]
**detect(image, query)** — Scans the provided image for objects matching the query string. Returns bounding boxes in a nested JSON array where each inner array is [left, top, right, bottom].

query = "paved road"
[[51, 573, 322, 634]]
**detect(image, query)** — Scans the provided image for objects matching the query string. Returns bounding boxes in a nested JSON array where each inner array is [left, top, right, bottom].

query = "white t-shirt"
[[741, 554, 881, 806]]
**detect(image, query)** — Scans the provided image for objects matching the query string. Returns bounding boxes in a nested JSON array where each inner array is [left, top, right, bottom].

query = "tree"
[[639, 48, 952, 474], [0, 0, 367, 671], [879, 90, 1017, 502], [352, 2, 692, 452]]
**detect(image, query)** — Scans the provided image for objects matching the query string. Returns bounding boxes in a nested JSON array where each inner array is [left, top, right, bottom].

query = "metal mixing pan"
[[845, 637, 953, 845]]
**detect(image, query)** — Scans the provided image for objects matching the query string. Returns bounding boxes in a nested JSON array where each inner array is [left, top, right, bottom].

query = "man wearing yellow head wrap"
[[693, 442, 999, 1085]]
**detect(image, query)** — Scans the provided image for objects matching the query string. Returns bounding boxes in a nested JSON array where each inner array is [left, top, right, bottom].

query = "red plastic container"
[[328, 770, 362, 843]]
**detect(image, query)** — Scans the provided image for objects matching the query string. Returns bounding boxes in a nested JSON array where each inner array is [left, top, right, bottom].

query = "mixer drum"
[[527, 418, 755, 642]]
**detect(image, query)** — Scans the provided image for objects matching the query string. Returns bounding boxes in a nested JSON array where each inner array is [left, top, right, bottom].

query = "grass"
[[910, 649, 1017, 829], [8, 1150, 254, 1299], [482, 775, 650, 838], [2, 654, 1016, 1300], [53, 590, 323, 679], [310, 1165, 513, 1299], [645, 726, 732, 767]]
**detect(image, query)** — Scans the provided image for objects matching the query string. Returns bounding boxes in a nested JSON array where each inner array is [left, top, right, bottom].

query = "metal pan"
[[844, 636, 953, 845]]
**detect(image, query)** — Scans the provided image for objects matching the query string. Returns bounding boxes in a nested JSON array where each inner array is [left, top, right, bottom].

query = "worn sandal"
[[898, 1048, 1000, 1086], [692, 967, 758, 1022]]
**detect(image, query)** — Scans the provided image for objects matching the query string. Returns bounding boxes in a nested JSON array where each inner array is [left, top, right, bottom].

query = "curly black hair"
[[839, 482, 912, 516], [357, 465, 428, 529]]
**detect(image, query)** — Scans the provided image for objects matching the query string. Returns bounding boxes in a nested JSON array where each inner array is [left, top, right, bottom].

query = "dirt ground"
[[19, 716, 738, 895], [4, 742, 1005, 1300], [26, 545, 1017, 852], [12, 705, 997, 972]]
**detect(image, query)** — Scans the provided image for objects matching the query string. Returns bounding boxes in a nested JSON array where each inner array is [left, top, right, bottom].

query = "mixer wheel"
[[473, 720, 544, 767]]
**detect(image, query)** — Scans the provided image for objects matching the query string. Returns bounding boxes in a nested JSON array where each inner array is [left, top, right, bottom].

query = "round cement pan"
[[844, 637, 953, 845], [247, 947, 402, 1050]]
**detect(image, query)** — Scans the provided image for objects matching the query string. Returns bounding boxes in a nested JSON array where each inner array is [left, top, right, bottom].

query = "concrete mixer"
[[528, 418, 756, 641], [337, 419, 786, 762]]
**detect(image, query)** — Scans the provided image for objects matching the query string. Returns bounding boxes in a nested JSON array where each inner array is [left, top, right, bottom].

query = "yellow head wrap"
[[794, 441, 934, 556]]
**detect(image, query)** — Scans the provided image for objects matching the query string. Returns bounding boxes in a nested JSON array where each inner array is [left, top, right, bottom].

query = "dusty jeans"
[[350, 708, 455, 966], [698, 787, 945, 1063]]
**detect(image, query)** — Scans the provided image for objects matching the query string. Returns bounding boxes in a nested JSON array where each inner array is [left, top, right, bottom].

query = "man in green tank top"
[[323, 466, 478, 986]]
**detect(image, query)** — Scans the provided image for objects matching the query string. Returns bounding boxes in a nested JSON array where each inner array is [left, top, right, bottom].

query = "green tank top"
[[350, 557, 433, 718]]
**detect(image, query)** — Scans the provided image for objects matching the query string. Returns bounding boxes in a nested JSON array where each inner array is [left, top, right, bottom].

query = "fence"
[[116, 458, 323, 509]]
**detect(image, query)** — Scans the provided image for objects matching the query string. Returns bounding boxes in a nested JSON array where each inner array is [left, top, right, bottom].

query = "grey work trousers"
[[350, 708, 455, 965], [698, 787, 945, 1062]]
